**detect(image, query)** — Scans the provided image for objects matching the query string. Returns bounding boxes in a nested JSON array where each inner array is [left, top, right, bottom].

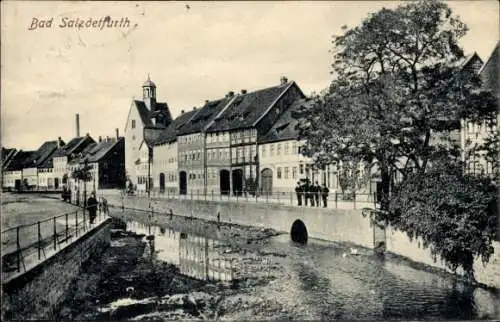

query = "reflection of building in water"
[[125, 221, 233, 281]]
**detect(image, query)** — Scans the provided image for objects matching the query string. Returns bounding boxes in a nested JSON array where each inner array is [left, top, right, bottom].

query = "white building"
[[125, 76, 172, 189]]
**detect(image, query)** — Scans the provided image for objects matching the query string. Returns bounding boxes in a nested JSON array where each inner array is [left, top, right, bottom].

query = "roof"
[[259, 98, 313, 144], [69, 138, 124, 164], [206, 82, 296, 132], [22, 140, 60, 169], [53, 136, 95, 158], [132, 100, 172, 127], [143, 76, 156, 87], [144, 109, 198, 146], [1, 148, 17, 169], [177, 97, 233, 136], [4, 151, 35, 171], [479, 42, 499, 98], [38, 149, 58, 169]]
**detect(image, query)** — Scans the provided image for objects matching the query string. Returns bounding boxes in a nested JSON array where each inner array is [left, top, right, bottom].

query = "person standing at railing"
[[314, 181, 321, 207], [87, 192, 98, 224], [295, 181, 303, 206], [321, 183, 329, 208], [304, 182, 312, 206]]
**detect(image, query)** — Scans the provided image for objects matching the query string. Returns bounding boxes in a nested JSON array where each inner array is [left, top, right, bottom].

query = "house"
[[21, 140, 61, 189], [1, 148, 17, 188], [2, 150, 34, 190], [124, 76, 172, 187], [177, 96, 234, 195], [52, 134, 96, 189], [144, 108, 198, 195], [461, 44, 499, 176], [68, 136, 125, 203], [206, 77, 305, 195]]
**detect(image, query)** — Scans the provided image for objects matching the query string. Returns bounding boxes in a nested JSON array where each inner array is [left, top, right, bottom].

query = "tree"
[[71, 159, 93, 208], [299, 0, 497, 209], [299, 0, 498, 278], [388, 159, 497, 281]]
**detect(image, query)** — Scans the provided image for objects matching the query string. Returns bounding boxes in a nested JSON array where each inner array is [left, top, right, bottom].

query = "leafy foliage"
[[71, 162, 93, 182], [298, 0, 498, 278], [299, 0, 497, 208], [388, 160, 497, 278]]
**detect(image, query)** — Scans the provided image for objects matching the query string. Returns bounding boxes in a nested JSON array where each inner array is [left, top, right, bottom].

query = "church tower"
[[143, 74, 157, 110]]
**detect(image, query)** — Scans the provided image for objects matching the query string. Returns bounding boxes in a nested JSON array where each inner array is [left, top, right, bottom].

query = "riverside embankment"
[[57, 207, 499, 320]]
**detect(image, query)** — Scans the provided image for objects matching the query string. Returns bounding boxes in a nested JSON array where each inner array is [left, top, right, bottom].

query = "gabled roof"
[[4, 151, 35, 171], [259, 98, 313, 144], [131, 100, 173, 128], [38, 149, 58, 169], [177, 97, 233, 136], [1, 148, 17, 169], [69, 138, 124, 164], [144, 109, 198, 146], [479, 42, 499, 98], [53, 135, 95, 158], [23, 140, 60, 169], [206, 81, 297, 132]]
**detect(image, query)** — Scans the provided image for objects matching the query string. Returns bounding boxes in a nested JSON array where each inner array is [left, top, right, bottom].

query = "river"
[[59, 212, 500, 320]]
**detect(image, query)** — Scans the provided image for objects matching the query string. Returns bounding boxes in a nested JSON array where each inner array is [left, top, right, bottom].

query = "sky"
[[1, 1, 499, 150]]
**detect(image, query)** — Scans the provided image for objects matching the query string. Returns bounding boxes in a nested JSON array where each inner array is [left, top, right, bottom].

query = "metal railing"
[[119, 189, 378, 210], [1, 202, 109, 278]]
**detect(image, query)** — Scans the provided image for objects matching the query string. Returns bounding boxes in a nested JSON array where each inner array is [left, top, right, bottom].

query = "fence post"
[[37, 221, 41, 260], [211, 190, 214, 201], [83, 210, 86, 232], [290, 191, 293, 205], [353, 192, 356, 209], [16, 226, 21, 272], [373, 192, 377, 209], [236, 192, 238, 203], [65, 213, 69, 243], [335, 192, 338, 209], [266, 192, 269, 203], [191, 190, 193, 200], [75, 211, 79, 237], [53, 217, 57, 250]]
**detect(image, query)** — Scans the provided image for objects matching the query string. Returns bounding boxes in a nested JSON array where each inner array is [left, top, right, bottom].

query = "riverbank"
[[56, 209, 500, 320]]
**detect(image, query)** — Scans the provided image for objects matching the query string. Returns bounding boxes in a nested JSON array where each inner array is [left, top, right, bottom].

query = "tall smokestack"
[[75, 114, 80, 137], [116, 128, 119, 140]]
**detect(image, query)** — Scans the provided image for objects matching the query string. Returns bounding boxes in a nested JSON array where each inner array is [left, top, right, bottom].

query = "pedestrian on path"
[[295, 181, 303, 206], [314, 181, 321, 207], [321, 184, 329, 208], [87, 192, 98, 224]]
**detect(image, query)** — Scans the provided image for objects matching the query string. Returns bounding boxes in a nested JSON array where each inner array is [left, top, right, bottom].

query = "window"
[[262, 145, 266, 157], [132, 120, 136, 129], [300, 164, 304, 175], [293, 142, 298, 154], [277, 143, 282, 156], [284, 143, 289, 155], [284, 167, 289, 179], [197, 152, 201, 160], [277, 167, 282, 179], [292, 167, 297, 179], [270, 144, 275, 157]]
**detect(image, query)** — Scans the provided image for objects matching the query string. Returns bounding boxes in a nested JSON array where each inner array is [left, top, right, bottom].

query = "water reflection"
[[120, 220, 499, 320], [125, 221, 234, 282]]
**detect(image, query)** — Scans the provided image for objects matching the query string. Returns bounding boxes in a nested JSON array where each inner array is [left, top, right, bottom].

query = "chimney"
[[205, 100, 209, 104], [193, 107, 197, 110], [241, 89, 247, 94], [99, 136, 102, 143], [227, 91, 234, 98], [57, 137, 63, 148], [280, 76, 288, 85], [181, 110, 185, 114], [115, 128, 119, 140], [75, 114, 80, 137]]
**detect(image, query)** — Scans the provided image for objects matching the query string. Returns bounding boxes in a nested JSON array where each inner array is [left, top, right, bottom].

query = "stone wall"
[[107, 195, 376, 249], [2, 219, 111, 320], [386, 226, 500, 289], [104, 195, 499, 289]]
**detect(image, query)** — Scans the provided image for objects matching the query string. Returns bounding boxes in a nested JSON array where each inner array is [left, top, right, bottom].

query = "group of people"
[[295, 181, 329, 208]]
